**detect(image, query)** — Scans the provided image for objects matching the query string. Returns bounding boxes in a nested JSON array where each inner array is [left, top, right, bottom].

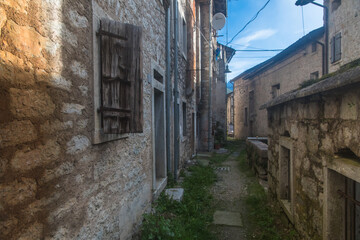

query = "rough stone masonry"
[[0, 0, 167, 239]]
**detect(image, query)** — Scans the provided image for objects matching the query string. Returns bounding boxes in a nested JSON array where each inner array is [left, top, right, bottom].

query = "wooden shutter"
[[99, 19, 143, 134], [334, 32, 342, 62]]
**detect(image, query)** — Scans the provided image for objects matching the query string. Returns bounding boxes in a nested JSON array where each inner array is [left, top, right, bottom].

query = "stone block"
[[40, 120, 73, 135], [0, 178, 37, 206], [324, 98, 339, 119], [5, 20, 47, 58], [0, 120, 37, 148], [165, 188, 184, 202], [39, 162, 75, 185], [301, 177, 318, 201], [0, 217, 18, 236], [340, 94, 358, 120], [11, 140, 61, 172], [71, 61, 88, 79], [48, 198, 77, 223], [66, 135, 90, 154], [10, 88, 55, 118], [0, 50, 35, 87], [197, 159, 210, 167], [18, 222, 43, 240], [68, 10, 89, 28], [0, 8, 6, 37], [61, 103, 85, 115]]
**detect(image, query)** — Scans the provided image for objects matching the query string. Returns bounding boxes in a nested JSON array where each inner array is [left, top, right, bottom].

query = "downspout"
[[315, 40, 325, 76], [166, 4, 171, 173], [173, 0, 180, 180], [310, 1, 329, 74], [207, 0, 213, 152]]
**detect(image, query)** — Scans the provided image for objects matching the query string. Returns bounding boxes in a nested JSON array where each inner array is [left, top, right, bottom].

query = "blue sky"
[[219, 0, 324, 82]]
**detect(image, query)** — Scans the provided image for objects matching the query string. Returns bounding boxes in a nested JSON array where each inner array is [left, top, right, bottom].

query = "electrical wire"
[[235, 49, 283, 52], [227, 0, 271, 45]]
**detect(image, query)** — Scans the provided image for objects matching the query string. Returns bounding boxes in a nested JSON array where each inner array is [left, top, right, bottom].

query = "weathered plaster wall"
[[0, 0, 166, 239], [233, 39, 323, 139], [267, 82, 360, 240], [326, 0, 360, 73]]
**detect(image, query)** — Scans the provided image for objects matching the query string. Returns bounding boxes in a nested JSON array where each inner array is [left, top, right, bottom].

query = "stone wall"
[[326, 0, 360, 73], [233, 37, 323, 139], [266, 71, 360, 239], [0, 0, 167, 239]]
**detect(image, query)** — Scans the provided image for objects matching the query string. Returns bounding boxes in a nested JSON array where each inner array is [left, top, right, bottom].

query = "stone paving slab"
[[213, 211, 243, 227], [197, 159, 210, 167], [165, 188, 184, 202], [197, 152, 212, 158]]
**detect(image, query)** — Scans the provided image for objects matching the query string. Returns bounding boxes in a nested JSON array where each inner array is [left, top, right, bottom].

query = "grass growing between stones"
[[140, 165, 217, 240], [237, 149, 299, 240]]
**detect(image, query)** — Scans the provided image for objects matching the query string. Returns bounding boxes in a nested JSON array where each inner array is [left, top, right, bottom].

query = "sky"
[[218, 0, 324, 85]]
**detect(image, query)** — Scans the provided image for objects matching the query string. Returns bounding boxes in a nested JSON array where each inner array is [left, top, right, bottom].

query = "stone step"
[[213, 211, 243, 227], [165, 188, 184, 202], [197, 152, 212, 158], [197, 159, 210, 167]]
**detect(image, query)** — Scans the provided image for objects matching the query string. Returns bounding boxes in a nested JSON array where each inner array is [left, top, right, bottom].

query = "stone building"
[[0, 0, 230, 239], [226, 89, 234, 135], [231, 27, 324, 139], [260, 0, 360, 239]]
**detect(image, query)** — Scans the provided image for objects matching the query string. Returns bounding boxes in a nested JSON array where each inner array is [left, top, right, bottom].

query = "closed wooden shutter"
[[99, 19, 143, 134], [334, 32, 342, 62]]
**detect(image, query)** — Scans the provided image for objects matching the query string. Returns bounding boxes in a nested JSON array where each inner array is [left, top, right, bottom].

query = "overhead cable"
[[227, 0, 271, 45]]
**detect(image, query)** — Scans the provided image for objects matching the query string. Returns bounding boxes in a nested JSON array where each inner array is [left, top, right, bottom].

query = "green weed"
[[140, 165, 217, 240]]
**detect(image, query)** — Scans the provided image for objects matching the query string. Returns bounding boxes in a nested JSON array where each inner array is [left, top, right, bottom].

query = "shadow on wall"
[[0, 0, 92, 239]]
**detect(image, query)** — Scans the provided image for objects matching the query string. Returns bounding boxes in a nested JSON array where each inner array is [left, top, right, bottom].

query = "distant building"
[[231, 27, 324, 139], [226, 89, 234, 136]]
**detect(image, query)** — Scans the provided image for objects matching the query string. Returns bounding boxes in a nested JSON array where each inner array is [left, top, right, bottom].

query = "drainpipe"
[[315, 40, 325, 76], [173, 0, 180, 180], [166, 5, 171, 173], [207, 0, 213, 152]]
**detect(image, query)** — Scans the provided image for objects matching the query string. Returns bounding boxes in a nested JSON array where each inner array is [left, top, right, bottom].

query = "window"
[[331, 32, 342, 63], [271, 84, 280, 99], [182, 102, 187, 136], [311, 42, 317, 53], [310, 71, 319, 80], [98, 19, 143, 135], [332, 0, 341, 12]]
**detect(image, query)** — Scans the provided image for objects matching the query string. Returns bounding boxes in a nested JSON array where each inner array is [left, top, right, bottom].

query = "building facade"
[[231, 28, 324, 139]]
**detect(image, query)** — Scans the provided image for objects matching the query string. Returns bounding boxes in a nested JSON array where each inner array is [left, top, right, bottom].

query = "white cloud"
[[232, 29, 277, 48], [226, 57, 264, 80]]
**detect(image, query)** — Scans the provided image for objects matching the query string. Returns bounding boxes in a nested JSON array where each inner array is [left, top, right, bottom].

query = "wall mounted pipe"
[[165, 5, 171, 173], [173, 0, 180, 180]]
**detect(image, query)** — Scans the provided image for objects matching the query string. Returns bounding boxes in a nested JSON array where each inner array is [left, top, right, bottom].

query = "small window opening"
[[336, 148, 360, 162], [312, 42, 317, 53], [271, 84, 280, 99], [332, 0, 341, 12], [154, 69, 163, 84], [310, 71, 319, 80]]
